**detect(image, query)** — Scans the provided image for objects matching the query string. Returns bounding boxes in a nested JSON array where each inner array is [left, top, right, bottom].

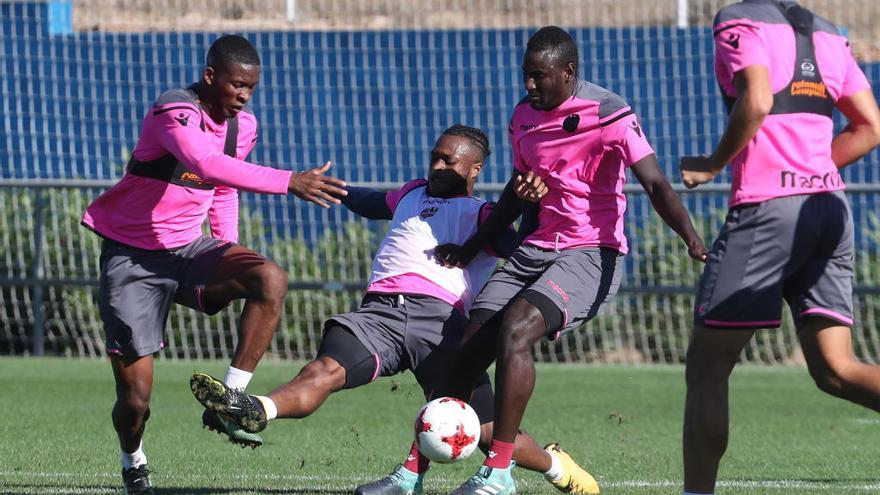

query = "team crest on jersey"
[[420, 206, 439, 219], [563, 114, 580, 133], [174, 112, 189, 127]]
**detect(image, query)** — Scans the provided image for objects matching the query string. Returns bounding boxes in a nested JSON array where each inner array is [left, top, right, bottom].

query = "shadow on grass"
[[1, 482, 353, 494]]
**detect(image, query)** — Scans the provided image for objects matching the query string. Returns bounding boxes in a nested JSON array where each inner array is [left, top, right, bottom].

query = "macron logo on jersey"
[[174, 112, 189, 127], [725, 32, 740, 49], [629, 120, 642, 137]]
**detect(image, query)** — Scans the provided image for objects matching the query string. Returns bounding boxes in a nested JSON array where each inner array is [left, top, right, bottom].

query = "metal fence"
[[2, 180, 880, 364]]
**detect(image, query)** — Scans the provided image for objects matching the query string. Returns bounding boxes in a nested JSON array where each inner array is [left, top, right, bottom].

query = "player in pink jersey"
[[188, 125, 597, 494], [80, 35, 347, 495], [680, 2, 880, 494], [434, 27, 708, 495]]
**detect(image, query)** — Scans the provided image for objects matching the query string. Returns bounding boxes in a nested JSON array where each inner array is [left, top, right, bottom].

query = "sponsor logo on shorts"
[[780, 170, 842, 189], [545, 279, 570, 303]]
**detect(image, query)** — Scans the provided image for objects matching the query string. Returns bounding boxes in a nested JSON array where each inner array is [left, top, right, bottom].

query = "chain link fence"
[[3, 181, 880, 364]]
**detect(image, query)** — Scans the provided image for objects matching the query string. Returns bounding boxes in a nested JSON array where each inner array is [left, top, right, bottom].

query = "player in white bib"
[[190, 125, 596, 493]]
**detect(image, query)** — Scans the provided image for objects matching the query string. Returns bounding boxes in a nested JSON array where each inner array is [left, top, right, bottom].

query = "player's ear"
[[471, 161, 483, 178], [204, 66, 216, 86], [564, 62, 576, 82]]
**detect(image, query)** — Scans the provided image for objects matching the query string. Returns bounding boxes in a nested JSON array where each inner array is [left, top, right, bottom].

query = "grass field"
[[1, 358, 879, 494]]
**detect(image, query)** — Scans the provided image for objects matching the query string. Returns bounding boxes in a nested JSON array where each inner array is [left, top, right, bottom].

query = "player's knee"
[[300, 357, 346, 391], [254, 262, 288, 303], [119, 387, 151, 416], [808, 363, 848, 397], [685, 347, 736, 386], [500, 308, 543, 355]]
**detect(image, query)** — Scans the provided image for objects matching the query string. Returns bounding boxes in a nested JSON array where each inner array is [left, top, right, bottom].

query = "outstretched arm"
[[339, 185, 393, 220], [632, 154, 707, 262]]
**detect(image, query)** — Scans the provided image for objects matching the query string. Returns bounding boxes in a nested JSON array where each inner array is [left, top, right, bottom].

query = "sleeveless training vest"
[[721, 1, 834, 119], [127, 92, 238, 191]]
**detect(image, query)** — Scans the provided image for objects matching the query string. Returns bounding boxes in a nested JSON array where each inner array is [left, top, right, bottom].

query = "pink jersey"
[[509, 81, 655, 254], [82, 86, 293, 250], [714, 0, 870, 207]]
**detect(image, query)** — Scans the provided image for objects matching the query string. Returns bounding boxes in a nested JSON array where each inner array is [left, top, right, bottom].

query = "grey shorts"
[[471, 243, 624, 339], [329, 293, 491, 398], [694, 191, 854, 330], [98, 236, 233, 357]]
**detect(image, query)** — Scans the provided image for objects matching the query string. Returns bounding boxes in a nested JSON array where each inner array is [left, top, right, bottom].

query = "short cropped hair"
[[206, 34, 261, 71], [442, 124, 491, 161], [526, 26, 578, 71]]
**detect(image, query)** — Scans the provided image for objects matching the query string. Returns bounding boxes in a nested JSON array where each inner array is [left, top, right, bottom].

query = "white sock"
[[255, 395, 278, 420], [224, 366, 253, 390], [684, 492, 714, 495], [120, 440, 147, 470], [544, 450, 564, 482]]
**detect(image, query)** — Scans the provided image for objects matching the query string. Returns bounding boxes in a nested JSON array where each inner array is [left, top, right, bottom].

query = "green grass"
[[1, 359, 878, 494]]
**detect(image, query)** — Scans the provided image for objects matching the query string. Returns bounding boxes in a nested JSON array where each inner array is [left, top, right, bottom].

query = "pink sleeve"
[[385, 179, 428, 212], [208, 185, 239, 243], [840, 42, 871, 98], [509, 124, 528, 173], [150, 104, 292, 194], [714, 20, 768, 76], [602, 113, 654, 167]]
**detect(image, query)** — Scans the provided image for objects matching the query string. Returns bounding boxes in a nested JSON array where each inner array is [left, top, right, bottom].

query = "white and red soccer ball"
[[414, 397, 481, 463]]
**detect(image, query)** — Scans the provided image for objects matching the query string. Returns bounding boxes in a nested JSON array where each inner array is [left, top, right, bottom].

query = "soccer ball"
[[414, 397, 481, 463]]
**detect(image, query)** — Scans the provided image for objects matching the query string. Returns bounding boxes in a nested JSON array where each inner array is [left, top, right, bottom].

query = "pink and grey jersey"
[[714, 0, 871, 207], [344, 180, 506, 313], [82, 85, 293, 250], [509, 81, 655, 254]]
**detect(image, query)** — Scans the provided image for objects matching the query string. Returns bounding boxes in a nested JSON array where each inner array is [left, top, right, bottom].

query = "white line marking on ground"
[[3, 472, 880, 491]]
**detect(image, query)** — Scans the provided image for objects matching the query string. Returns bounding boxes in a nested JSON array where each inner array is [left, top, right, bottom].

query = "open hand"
[[288, 161, 348, 208]]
